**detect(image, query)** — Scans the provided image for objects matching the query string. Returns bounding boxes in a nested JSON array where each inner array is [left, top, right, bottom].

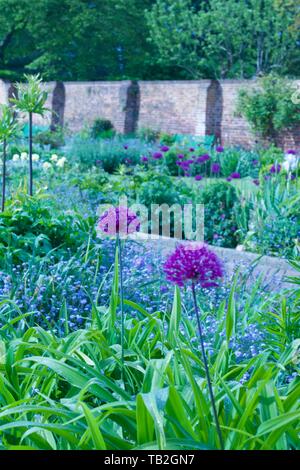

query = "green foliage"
[[90, 119, 115, 139], [199, 181, 242, 248], [0, 105, 19, 142], [137, 127, 160, 143], [0, 281, 298, 450], [146, 0, 300, 79], [241, 178, 300, 258], [0, 191, 93, 265], [237, 74, 300, 142], [10, 74, 48, 116], [34, 127, 65, 149], [138, 173, 181, 207]]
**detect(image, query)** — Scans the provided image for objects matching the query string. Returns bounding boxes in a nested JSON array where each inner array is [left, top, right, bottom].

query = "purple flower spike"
[[211, 163, 221, 174], [163, 243, 223, 288]]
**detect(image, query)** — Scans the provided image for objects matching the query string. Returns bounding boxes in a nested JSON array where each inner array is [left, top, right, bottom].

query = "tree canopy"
[[0, 0, 299, 81]]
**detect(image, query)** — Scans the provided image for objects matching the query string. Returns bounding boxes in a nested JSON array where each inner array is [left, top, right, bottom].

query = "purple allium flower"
[[141, 156, 148, 163], [230, 172, 241, 179], [161, 145, 170, 152], [253, 179, 260, 186], [270, 163, 281, 174], [216, 146, 224, 153], [152, 152, 163, 160], [97, 206, 140, 236], [287, 149, 296, 155], [252, 159, 259, 166], [177, 154, 184, 159], [226, 177, 232, 182], [211, 163, 221, 174], [123, 145, 128, 150], [197, 154, 210, 164], [189, 147, 195, 152], [163, 243, 223, 288], [195, 174, 203, 181]]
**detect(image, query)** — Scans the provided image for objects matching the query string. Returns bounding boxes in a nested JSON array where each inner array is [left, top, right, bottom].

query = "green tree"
[[146, 0, 300, 78]]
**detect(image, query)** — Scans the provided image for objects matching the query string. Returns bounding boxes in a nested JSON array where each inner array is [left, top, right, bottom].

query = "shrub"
[[236, 74, 300, 143], [34, 126, 65, 148], [137, 127, 160, 142], [90, 118, 115, 139], [0, 192, 93, 265], [199, 181, 241, 248]]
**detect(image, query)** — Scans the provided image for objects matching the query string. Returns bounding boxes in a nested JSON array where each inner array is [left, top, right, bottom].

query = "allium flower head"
[[197, 154, 210, 163], [97, 206, 140, 236], [161, 145, 170, 152], [287, 149, 296, 155], [152, 151, 163, 160], [211, 163, 221, 174], [177, 154, 184, 159], [230, 172, 241, 179], [141, 155, 148, 163], [195, 174, 203, 181], [163, 243, 223, 288], [216, 146, 224, 153], [226, 176, 232, 182]]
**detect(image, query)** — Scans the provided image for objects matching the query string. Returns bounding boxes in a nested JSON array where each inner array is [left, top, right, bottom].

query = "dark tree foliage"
[[0, 0, 299, 81]]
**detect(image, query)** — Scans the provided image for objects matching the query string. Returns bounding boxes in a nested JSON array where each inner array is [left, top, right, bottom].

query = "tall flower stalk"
[[10, 75, 48, 196], [97, 205, 140, 378], [0, 105, 19, 212], [164, 243, 224, 450]]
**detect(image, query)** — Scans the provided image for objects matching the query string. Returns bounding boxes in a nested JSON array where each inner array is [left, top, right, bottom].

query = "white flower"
[[20, 152, 28, 161], [283, 153, 298, 171], [12, 154, 20, 161], [32, 154, 40, 162], [56, 157, 67, 168], [50, 154, 59, 162], [42, 162, 52, 171]]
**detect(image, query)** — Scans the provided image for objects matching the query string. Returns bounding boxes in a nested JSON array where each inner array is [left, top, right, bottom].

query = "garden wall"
[[1, 78, 300, 148]]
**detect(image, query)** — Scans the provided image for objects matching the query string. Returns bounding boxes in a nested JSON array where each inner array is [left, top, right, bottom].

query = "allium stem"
[[117, 235, 125, 377], [29, 111, 33, 196], [1, 139, 6, 212], [191, 282, 224, 450]]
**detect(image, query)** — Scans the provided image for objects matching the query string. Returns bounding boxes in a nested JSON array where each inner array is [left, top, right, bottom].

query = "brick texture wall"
[[1, 78, 300, 149]]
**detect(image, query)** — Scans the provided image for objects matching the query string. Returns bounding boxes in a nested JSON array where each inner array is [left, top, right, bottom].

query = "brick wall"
[[1, 78, 300, 149]]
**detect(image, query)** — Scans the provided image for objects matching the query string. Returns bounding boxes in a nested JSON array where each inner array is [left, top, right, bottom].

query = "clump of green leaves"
[[236, 74, 300, 142]]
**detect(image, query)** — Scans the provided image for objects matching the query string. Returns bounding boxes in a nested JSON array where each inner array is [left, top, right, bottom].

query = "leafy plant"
[[10, 75, 49, 196], [236, 74, 300, 143], [0, 105, 19, 211]]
